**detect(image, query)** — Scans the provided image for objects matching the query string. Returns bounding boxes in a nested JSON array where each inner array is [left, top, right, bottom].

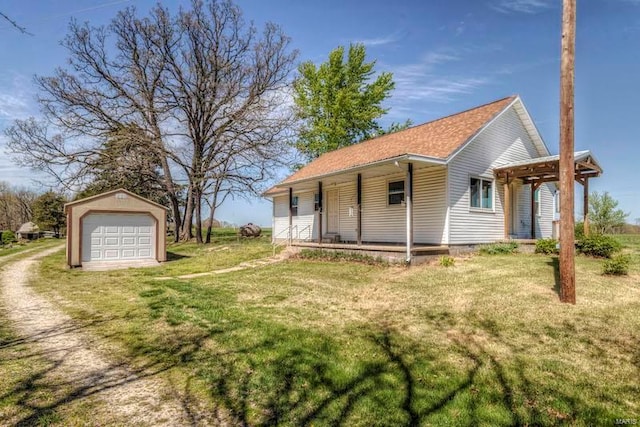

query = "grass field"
[[4, 232, 640, 425]]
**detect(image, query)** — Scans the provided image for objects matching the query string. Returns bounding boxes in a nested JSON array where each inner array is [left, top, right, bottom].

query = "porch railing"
[[272, 224, 314, 256], [272, 225, 296, 256]]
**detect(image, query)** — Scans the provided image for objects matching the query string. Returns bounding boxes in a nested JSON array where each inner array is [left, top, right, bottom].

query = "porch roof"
[[493, 150, 602, 184], [264, 96, 518, 196]]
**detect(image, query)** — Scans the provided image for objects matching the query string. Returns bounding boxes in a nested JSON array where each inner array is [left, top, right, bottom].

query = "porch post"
[[288, 187, 293, 244], [357, 173, 362, 246], [317, 181, 323, 243], [583, 177, 590, 236], [530, 183, 538, 239], [406, 163, 413, 263], [503, 176, 510, 240]]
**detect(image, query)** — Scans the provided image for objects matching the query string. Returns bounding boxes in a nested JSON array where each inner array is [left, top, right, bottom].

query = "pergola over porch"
[[494, 150, 602, 239]]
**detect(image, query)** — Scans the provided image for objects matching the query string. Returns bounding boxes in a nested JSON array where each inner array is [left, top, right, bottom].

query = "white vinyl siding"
[[413, 166, 447, 244], [274, 167, 448, 245], [272, 192, 317, 241], [448, 106, 553, 244], [361, 173, 406, 242]]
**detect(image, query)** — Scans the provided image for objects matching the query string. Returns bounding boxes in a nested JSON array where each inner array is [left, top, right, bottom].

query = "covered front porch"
[[494, 150, 602, 239], [287, 241, 450, 264], [270, 154, 449, 263]]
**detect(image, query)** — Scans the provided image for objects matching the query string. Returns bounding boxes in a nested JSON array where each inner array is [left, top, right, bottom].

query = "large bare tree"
[[5, 0, 297, 242]]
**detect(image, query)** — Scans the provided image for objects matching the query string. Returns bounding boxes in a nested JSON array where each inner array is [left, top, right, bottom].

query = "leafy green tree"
[[589, 191, 628, 234], [293, 43, 395, 161], [376, 119, 413, 136], [32, 191, 66, 236]]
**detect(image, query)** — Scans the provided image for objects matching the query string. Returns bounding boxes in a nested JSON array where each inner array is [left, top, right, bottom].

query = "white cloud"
[[395, 77, 488, 102], [385, 48, 488, 105], [0, 93, 29, 122], [490, 0, 554, 14], [0, 72, 42, 186], [353, 31, 404, 47], [0, 72, 36, 124], [378, 45, 509, 124]]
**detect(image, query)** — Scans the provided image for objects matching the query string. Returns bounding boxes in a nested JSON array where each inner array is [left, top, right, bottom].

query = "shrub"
[[575, 221, 585, 240], [535, 238, 559, 255], [602, 254, 630, 276], [479, 242, 518, 255], [576, 234, 622, 258], [1, 230, 15, 245], [439, 255, 455, 267]]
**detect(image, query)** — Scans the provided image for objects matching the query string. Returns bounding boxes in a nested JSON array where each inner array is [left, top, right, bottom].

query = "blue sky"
[[1, 0, 639, 226]]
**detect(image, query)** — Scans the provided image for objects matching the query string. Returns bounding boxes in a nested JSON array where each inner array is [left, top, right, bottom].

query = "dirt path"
[[155, 250, 292, 281], [1, 246, 214, 426]]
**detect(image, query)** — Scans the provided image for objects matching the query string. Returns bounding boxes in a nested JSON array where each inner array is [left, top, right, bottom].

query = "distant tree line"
[[0, 182, 66, 238]]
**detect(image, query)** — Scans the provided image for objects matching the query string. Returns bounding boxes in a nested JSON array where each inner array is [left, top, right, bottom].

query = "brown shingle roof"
[[269, 95, 516, 193]]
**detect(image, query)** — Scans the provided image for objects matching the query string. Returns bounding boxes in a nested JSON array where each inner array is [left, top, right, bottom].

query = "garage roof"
[[64, 188, 168, 213]]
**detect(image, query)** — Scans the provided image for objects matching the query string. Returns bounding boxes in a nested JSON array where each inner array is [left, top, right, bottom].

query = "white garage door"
[[82, 213, 156, 262]]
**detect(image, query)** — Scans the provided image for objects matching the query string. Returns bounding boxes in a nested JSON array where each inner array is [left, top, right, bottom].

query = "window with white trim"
[[314, 193, 320, 211], [534, 188, 541, 217], [388, 180, 405, 205], [291, 195, 299, 216], [470, 177, 493, 210]]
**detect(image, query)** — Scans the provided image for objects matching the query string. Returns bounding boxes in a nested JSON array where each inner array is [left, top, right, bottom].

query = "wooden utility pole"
[[559, 0, 576, 304]]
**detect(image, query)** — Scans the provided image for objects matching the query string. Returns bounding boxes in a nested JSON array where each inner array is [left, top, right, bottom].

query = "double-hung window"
[[388, 180, 405, 205], [291, 195, 299, 216], [470, 177, 493, 210], [534, 189, 541, 217]]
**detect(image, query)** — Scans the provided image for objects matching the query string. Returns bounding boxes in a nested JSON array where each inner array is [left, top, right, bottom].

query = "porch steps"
[[321, 233, 340, 243]]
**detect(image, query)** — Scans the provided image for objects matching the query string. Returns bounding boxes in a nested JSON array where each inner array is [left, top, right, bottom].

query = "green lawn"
[[6, 233, 640, 425]]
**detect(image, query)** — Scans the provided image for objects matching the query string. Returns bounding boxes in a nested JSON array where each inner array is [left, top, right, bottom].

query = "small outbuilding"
[[16, 222, 40, 240], [64, 189, 167, 269]]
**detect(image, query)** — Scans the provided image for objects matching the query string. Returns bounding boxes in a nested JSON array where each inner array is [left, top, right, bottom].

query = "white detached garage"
[[65, 189, 167, 269]]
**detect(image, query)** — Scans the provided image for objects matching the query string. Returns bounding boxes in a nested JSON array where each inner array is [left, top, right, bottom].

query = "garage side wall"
[[67, 194, 167, 266]]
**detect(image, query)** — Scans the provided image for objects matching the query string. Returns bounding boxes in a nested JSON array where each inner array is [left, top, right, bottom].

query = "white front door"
[[326, 189, 339, 233], [82, 213, 156, 262]]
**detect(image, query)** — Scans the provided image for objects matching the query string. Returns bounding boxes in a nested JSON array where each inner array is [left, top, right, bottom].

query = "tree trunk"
[[205, 190, 219, 244], [195, 185, 203, 244], [181, 187, 195, 241]]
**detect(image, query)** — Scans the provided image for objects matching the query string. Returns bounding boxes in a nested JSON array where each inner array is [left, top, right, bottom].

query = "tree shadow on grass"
[[197, 325, 505, 426], [0, 314, 211, 426], [547, 256, 561, 298], [193, 309, 624, 426], [6, 278, 625, 426]]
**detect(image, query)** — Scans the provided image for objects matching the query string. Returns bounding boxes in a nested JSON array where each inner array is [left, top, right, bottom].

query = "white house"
[[264, 96, 601, 262]]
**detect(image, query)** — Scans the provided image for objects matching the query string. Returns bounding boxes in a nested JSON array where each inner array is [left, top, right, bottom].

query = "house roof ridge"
[[325, 94, 518, 151], [266, 95, 519, 192], [404, 95, 517, 133]]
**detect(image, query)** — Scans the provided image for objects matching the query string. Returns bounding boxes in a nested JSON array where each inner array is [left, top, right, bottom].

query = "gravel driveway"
[[1, 246, 214, 426]]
